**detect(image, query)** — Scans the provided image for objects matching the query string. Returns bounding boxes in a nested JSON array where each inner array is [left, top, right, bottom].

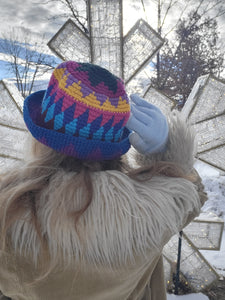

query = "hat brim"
[[23, 90, 131, 160]]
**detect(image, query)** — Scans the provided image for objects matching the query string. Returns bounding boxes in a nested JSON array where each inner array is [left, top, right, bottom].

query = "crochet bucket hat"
[[23, 61, 131, 160]]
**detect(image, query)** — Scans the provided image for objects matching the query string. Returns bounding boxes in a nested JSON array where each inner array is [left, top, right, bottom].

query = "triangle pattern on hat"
[[74, 104, 88, 119], [44, 83, 54, 99], [45, 103, 56, 123], [65, 119, 78, 135], [42, 96, 51, 114], [54, 96, 64, 115], [54, 111, 64, 131], [100, 113, 114, 127], [53, 91, 64, 104], [103, 116, 114, 132], [112, 113, 125, 127], [89, 115, 103, 136], [113, 117, 125, 134], [76, 109, 89, 132], [62, 103, 76, 127], [104, 127, 114, 142], [102, 116, 114, 141], [49, 79, 59, 98], [93, 127, 104, 140], [62, 95, 74, 112], [79, 123, 91, 139], [114, 128, 123, 142], [87, 109, 103, 124]]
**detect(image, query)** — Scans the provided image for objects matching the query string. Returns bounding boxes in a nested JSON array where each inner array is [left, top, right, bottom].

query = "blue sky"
[[0, 0, 224, 80], [0, 0, 224, 47], [0, 0, 64, 38]]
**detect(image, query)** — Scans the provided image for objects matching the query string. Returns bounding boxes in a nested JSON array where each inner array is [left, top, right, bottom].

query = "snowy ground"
[[196, 160, 225, 278], [167, 293, 209, 300], [167, 160, 225, 300]]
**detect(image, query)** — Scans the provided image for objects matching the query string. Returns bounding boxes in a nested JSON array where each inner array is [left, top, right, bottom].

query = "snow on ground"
[[166, 160, 225, 299], [195, 160, 225, 277], [167, 293, 209, 299], [167, 293, 209, 300]]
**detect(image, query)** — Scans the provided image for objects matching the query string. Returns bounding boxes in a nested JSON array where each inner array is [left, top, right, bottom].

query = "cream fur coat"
[[0, 112, 207, 300]]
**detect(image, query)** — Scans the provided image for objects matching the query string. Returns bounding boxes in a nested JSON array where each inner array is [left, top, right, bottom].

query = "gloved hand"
[[126, 94, 169, 155]]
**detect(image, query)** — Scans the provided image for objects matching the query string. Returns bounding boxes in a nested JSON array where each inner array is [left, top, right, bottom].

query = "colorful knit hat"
[[23, 61, 131, 160]]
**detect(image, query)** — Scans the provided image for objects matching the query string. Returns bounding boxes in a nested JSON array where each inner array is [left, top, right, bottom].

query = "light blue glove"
[[126, 94, 169, 154]]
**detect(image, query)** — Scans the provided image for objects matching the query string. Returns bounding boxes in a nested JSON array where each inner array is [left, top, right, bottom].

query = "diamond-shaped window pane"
[[0, 80, 26, 130], [144, 87, 176, 115], [123, 19, 164, 83], [163, 234, 219, 291], [182, 75, 225, 173], [184, 212, 224, 250], [182, 75, 225, 124], [194, 114, 225, 153], [48, 19, 91, 62]]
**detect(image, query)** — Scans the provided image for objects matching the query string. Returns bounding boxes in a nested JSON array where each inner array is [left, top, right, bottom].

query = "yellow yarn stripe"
[[54, 68, 130, 113]]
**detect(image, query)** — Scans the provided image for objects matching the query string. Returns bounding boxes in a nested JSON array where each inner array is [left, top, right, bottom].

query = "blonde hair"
[[0, 138, 194, 279]]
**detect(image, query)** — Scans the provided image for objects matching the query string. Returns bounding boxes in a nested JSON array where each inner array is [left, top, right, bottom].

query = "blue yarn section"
[[113, 118, 125, 142], [54, 111, 64, 130], [63, 103, 76, 126], [93, 127, 104, 140], [23, 90, 131, 160], [89, 115, 103, 137], [44, 83, 54, 98], [76, 109, 89, 133], [105, 127, 114, 142], [102, 116, 114, 140], [114, 128, 123, 142], [65, 119, 78, 135], [76, 63, 119, 94], [41, 96, 51, 114], [45, 103, 55, 122], [54, 96, 64, 115], [79, 123, 91, 139]]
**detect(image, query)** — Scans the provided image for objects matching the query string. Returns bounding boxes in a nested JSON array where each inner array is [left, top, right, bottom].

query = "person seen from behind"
[[0, 61, 207, 300]]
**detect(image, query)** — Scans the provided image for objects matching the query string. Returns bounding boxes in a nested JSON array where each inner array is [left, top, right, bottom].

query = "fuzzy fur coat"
[[0, 112, 207, 300]]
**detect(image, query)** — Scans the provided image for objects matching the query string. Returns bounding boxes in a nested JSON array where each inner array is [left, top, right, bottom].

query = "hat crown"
[[22, 61, 131, 160], [40, 61, 130, 144]]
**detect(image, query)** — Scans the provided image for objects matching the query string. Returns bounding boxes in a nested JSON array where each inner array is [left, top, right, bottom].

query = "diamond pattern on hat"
[[89, 115, 103, 136], [110, 118, 125, 142], [24, 61, 131, 160], [105, 127, 114, 142], [44, 83, 54, 99], [54, 111, 64, 131], [54, 96, 64, 115], [93, 127, 104, 140], [45, 103, 56, 123], [102, 116, 114, 139], [79, 123, 91, 139], [41, 95, 51, 114], [63, 103, 76, 126], [73, 103, 89, 119], [65, 119, 78, 135], [114, 128, 123, 142], [62, 93, 75, 112], [76, 109, 89, 132]]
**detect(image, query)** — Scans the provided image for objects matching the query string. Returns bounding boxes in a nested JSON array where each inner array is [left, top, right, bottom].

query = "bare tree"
[[148, 0, 225, 85], [151, 11, 224, 106], [0, 27, 59, 98], [43, 0, 88, 33]]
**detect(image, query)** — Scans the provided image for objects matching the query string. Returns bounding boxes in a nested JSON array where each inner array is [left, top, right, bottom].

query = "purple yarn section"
[[79, 83, 93, 98], [56, 61, 129, 109]]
